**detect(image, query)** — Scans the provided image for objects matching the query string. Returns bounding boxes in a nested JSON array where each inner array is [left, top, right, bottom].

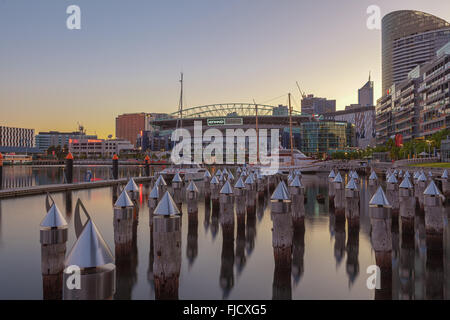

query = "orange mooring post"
[[0, 153, 3, 189], [112, 154, 119, 180], [65, 152, 74, 184], [144, 155, 151, 177]]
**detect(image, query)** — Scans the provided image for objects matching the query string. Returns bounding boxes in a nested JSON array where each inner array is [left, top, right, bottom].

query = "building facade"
[[376, 41, 450, 145], [35, 131, 97, 153], [68, 138, 134, 158], [418, 42, 450, 138], [0, 126, 35, 148], [301, 95, 336, 115], [324, 106, 375, 148], [382, 10, 450, 94]]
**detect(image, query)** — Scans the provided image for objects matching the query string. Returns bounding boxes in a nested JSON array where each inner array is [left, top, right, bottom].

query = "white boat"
[[160, 162, 206, 181]]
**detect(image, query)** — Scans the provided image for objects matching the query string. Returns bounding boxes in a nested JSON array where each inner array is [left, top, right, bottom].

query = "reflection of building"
[[69, 138, 134, 157], [376, 41, 450, 145], [382, 10, 450, 94], [324, 106, 375, 148], [35, 131, 97, 152], [301, 95, 336, 115]]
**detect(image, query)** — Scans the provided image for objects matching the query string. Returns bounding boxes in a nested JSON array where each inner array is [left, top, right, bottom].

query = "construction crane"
[[296, 81, 306, 99]]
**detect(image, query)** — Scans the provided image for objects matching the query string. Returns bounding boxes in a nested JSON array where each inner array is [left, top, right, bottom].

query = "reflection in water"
[[204, 195, 211, 233], [187, 211, 199, 267], [399, 225, 415, 300], [334, 219, 346, 269], [219, 195, 235, 299], [346, 222, 359, 288], [426, 235, 444, 300], [1, 172, 450, 299], [292, 221, 305, 286], [64, 191, 73, 222]]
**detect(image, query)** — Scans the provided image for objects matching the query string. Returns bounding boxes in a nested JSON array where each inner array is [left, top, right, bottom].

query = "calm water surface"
[[0, 170, 449, 299]]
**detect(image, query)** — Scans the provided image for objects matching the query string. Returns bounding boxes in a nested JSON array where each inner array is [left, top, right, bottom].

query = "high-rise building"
[[301, 95, 336, 115], [116, 113, 169, 147], [358, 75, 374, 107], [382, 10, 450, 94], [115, 113, 148, 147]]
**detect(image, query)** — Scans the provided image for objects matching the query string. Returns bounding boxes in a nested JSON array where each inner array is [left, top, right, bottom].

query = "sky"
[[1, 0, 450, 139]]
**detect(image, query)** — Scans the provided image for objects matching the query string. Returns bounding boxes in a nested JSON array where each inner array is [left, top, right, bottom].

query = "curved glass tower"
[[382, 10, 449, 94]]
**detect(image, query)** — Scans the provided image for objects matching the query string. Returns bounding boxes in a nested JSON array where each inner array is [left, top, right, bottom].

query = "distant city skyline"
[[1, 0, 450, 138]]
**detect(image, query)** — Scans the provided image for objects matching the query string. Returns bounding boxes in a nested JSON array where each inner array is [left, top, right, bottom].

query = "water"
[[0, 165, 154, 188], [0, 169, 449, 299]]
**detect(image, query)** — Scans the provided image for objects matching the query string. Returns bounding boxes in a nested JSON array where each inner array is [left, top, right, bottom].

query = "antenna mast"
[[177, 72, 184, 130], [289, 93, 294, 166]]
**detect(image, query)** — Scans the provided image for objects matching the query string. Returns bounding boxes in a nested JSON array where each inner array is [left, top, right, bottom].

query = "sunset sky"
[[1, 0, 449, 139]]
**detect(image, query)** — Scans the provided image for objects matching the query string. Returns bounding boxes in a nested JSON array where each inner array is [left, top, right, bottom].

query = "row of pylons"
[[328, 167, 449, 299]]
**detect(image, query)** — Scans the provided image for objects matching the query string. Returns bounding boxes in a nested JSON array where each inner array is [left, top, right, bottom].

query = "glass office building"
[[300, 122, 355, 155]]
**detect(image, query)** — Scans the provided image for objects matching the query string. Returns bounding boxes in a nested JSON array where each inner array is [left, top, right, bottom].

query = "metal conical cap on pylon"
[[154, 191, 180, 216], [155, 175, 167, 187], [369, 187, 391, 207], [399, 177, 413, 189], [149, 184, 159, 199], [204, 170, 211, 179], [186, 180, 199, 193], [423, 180, 443, 197], [40, 203, 68, 228], [387, 174, 398, 184], [271, 181, 290, 201], [333, 172, 343, 183], [346, 178, 358, 190], [418, 172, 427, 182], [114, 189, 134, 208], [172, 172, 183, 183], [442, 169, 448, 179], [351, 171, 359, 179], [289, 175, 303, 188], [328, 170, 336, 179], [210, 175, 219, 185], [369, 171, 378, 180], [124, 178, 139, 192], [234, 177, 245, 189], [220, 181, 233, 194], [404, 171, 410, 178], [413, 171, 420, 179], [244, 174, 254, 184], [65, 219, 114, 268], [215, 169, 222, 176]]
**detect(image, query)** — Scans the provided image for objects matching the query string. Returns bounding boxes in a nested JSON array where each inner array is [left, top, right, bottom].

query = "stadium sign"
[[207, 118, 243, 126]]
